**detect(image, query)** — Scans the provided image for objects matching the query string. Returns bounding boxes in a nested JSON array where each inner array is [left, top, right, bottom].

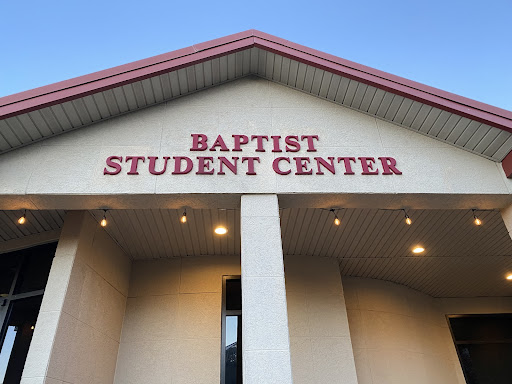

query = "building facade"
[[1, 30, 512, 383]]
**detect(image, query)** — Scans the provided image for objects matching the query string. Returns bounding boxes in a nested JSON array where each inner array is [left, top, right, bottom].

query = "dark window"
[[0, 242, 56, 384], [448, 314, 512, 384], [221, 276, 242, 384]]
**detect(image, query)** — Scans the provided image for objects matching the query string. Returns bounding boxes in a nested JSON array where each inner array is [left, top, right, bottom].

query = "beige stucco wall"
[[21, 211, 131, 384], [284, 255, 358, 384], [114, 255, 240, 384], [2, 76, 511, 211], [344, 277, 463, 384], [344, 277, 512, 384]]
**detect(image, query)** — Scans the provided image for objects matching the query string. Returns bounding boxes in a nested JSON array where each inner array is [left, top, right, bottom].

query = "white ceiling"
[[88, 207, 512, 298], [1, 207, 511, 298]]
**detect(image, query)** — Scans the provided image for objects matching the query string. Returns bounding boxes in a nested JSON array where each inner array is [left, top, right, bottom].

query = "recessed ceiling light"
[[214, 226, 227, 235], [412, 246, 425, 254]]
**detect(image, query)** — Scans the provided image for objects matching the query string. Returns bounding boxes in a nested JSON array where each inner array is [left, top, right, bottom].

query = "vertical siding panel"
[[227, 53, 236, 80], [49, 105, 74, 131], [186, 66, 197, 92], [242, 49, 251, 76], [194, 63, 205, 90], [318, 72, 333, 98], [15, 114, 43, 141], [150, 76, 165, 103], [202, 61, 213, 87], [111, 87, 130, 113], [102, 89, 121, 115]]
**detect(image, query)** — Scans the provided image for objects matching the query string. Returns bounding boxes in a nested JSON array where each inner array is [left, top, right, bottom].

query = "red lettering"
[[379, 157, 402, 175], [148, 156, 170, 175], [232, 135, 249, 151], [190, 134, 208, 151], [271, 135, 282, 152], [218, 157, 239, 175], [126, 156, 146, 175], [294, 157, 313, 175], [209, 135, 229, 151], [196, 157, 215, 174], [285, 136, 300, 152], [103, 156, 122, 175], [301, 135, 319, 152], [273, 157, 291, 175], [172, 156, 193, 174], [251, 135, 269, 152], [359, 157, 379, 175], [314, 157, 335, 175], [241, 157, 260, 175], [337, 157, 356, 175]]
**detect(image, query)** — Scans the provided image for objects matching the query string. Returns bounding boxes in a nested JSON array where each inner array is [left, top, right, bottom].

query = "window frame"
[[220, 275, 242, 384], [0, 242, 56, 381], [447, 313, 512, 384]]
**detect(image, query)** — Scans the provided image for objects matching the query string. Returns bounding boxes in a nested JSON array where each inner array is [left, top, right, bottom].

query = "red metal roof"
[[1, 30, 511, 131], [1, 30, 512, 177]]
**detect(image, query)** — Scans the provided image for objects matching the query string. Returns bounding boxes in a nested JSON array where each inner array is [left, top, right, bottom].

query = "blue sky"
[[1, 0, 510, 111]]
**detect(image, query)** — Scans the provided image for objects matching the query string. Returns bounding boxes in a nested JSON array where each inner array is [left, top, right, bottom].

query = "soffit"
[[282, 208, 512, 297], [0, 209, 65, 241], [93, 207, 512, 297], [1, 42, 512, 162], [2, 208, 510, 298]]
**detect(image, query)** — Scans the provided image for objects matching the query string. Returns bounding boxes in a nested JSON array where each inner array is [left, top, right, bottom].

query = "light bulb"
[[181, 212, 187, 223], [18, 215, 26, 225], [30, 326, 35, 330], [506, 274, 512, 281], [405, 217, 412, 225], [474, 217, 482, 226], [214, 226, 227, 235], [100, 217, 107, 227], [412, 246, 425, 254], [334, 217, 341, 226]]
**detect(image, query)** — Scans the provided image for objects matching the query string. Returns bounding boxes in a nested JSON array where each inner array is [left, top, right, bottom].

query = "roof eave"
[[1, 29, 511, 133]]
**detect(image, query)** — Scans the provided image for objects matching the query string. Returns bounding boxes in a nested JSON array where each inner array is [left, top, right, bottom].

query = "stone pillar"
[[21, 211, 131, 384], [240, 194, 293, 384]]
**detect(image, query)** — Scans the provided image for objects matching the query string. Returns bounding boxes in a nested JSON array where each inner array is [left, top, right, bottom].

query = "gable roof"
[[1, 30, 512, 169]]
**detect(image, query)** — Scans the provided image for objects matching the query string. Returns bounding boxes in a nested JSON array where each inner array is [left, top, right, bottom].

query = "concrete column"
[[21, 211, 130, 384], [240, 194, 293, 384]]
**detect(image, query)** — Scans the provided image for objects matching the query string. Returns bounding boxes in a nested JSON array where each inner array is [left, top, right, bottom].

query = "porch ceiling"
[[2, 207, 512, 298]]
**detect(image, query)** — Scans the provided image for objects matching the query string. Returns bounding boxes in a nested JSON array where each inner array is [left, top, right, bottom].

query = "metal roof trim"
[[1, 29, 511, 133]]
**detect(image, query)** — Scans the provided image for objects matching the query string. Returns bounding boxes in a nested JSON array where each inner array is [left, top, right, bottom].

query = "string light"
[[100, 210, 108, 227], [403, 210, 412, 225], [17, 210, 26, 225], [181, 210, 187, 223], [330, 209, 341, 226], [472, 210, 482, 226]]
